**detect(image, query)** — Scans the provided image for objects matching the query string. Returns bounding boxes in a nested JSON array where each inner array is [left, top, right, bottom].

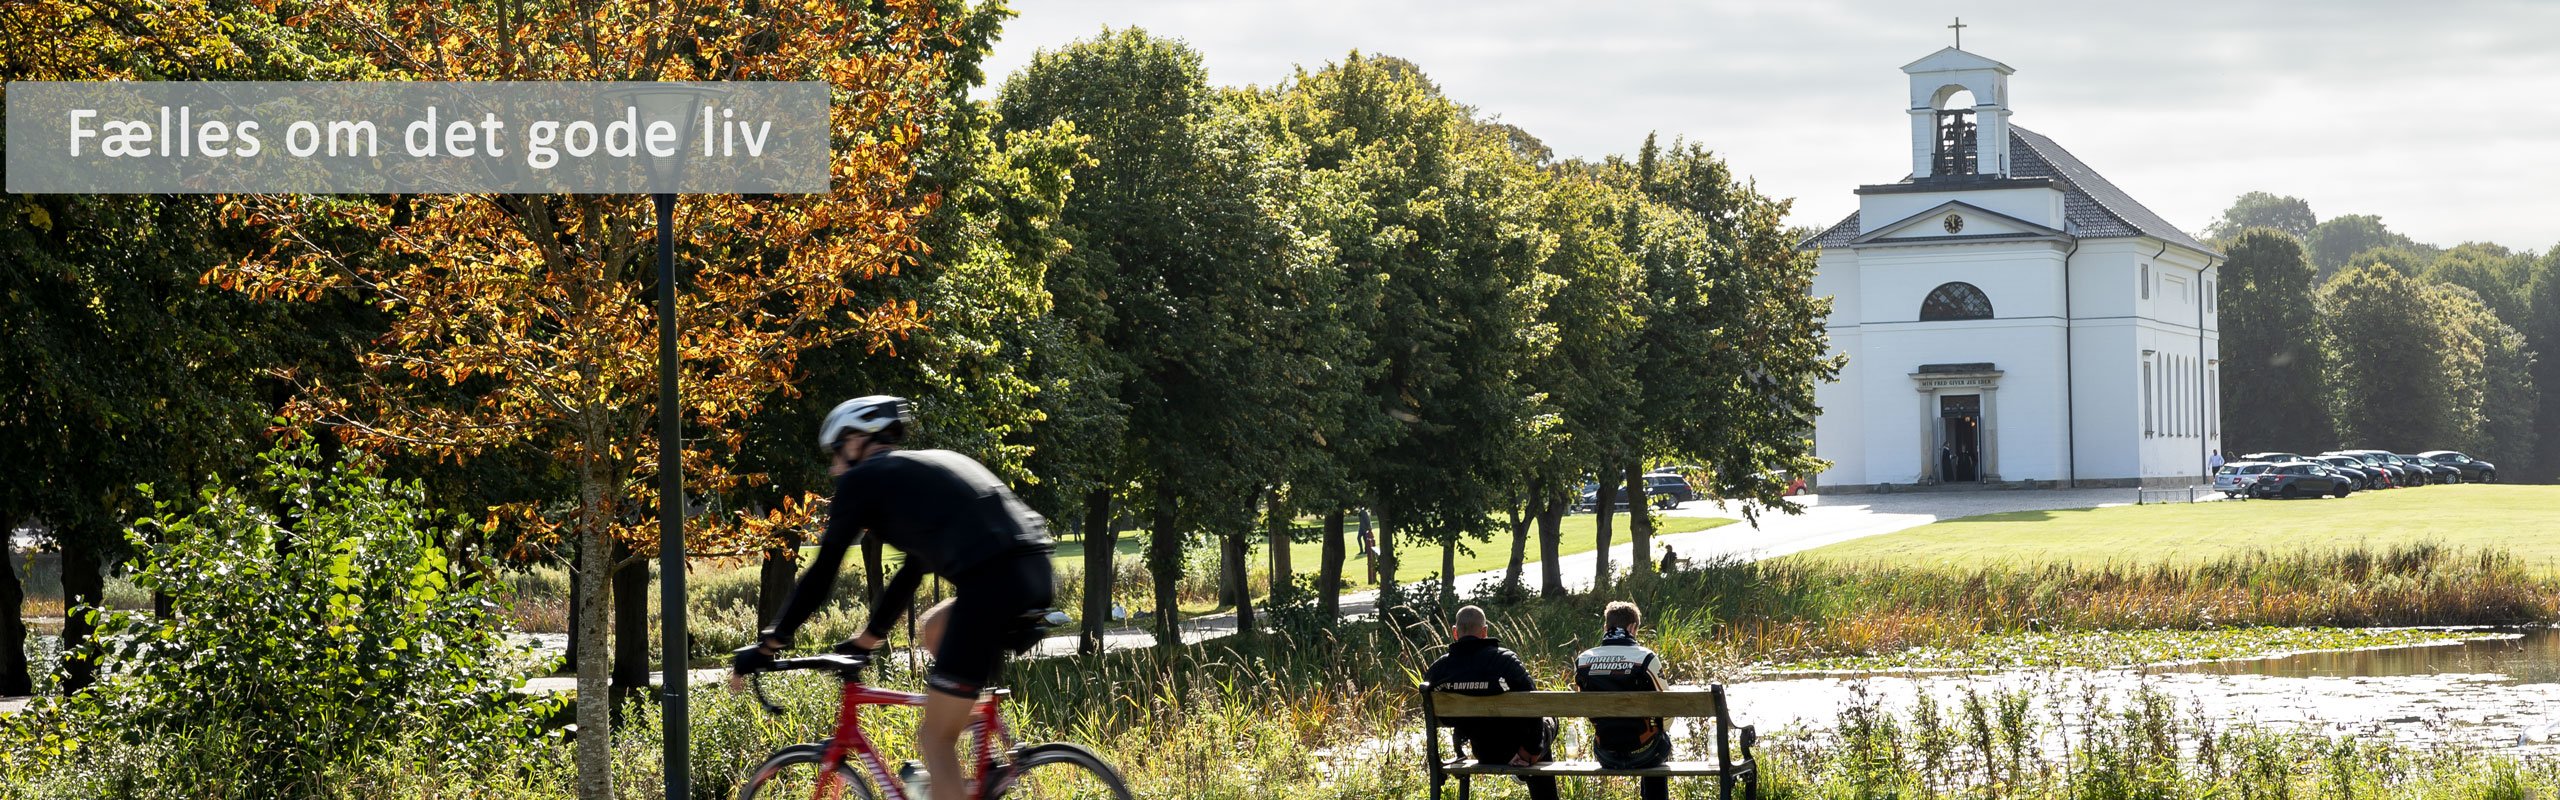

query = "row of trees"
[[2211, 192, 2558, 474], [3, 4, 1835, 799]]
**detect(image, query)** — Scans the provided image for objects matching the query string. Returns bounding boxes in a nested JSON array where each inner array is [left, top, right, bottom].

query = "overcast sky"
[[977, 1, 2560, 252]]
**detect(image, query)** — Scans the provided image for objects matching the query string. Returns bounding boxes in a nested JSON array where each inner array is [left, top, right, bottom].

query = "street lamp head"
[[607, 82, 728, 188]]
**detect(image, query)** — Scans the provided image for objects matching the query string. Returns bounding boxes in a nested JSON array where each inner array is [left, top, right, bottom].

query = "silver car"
[[2213, 461, 2274, 497]]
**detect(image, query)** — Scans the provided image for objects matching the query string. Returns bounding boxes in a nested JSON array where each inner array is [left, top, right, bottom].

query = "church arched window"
[[1919, 282, 1995, 321]]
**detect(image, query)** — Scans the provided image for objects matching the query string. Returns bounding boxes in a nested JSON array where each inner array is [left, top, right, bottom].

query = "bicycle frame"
[[810, 677, 1017, 800]]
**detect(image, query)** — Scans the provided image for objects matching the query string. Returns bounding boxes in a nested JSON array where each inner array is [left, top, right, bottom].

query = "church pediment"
[[1901, 47, 2014, 76], [1848, 200, 2065, 246]]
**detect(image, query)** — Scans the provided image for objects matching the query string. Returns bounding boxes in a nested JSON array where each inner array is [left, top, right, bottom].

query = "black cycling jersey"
[[1425, 635, 1550, 759], [766, 449, 1054, 646]]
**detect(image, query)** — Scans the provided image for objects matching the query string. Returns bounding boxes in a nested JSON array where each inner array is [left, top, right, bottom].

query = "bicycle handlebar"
[[740, 653, 870, 716]]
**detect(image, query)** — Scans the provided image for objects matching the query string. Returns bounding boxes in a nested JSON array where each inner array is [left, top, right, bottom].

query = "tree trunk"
[[610, 540, 648, 712], [1149, 482, 1181, 653], [1265, 486, 1292, 602], [1216, 526, 1238, 609], [564, 552, 581, 674], [1439, 536, 1457, 608], [58, 530, 103, 693], [756, 509, 796, 623], [1318, 509, 1344, 620], [1227, 525, 1253, 635], [1373, 510, 1399, 602], [1592, 465, 1621, 593], [572, 464, 614, 800], [1502, 491, 1529, 596], [0, 510, 29, 696], [1626, 463, 1655, 580], [1078, 487, 1115, 656], [1537, 488, 1565, 598]]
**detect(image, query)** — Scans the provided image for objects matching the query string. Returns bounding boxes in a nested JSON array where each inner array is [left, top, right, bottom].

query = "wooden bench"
[[1417, 683, 1759, 800]]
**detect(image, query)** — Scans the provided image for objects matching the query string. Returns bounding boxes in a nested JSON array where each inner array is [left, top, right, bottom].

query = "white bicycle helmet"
[[818, 395, 913, 453]]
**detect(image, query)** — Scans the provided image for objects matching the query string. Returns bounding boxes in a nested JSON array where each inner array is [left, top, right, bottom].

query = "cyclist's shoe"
[[730, 642, 779, 675], [828, 637, 878, 658]]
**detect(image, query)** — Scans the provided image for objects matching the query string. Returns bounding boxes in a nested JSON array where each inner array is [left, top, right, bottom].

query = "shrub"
[[0, 442, 560, 799]]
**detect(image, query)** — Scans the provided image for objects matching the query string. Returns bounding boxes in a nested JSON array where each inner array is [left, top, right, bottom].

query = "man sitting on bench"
[[1424, 604, 1559, 800], [1576, 601, 1670, 800]]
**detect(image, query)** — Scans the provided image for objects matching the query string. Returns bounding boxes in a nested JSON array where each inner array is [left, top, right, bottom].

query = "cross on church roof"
[[1948, 17, 1966, 49]]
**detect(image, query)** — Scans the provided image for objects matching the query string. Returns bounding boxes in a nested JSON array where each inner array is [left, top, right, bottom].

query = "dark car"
[[2329, 450, 2418, 487], [1642, 472, 1698, 506], [2249, 461, 2354, 499], [2418, 450, 2497, 483], [2378, 452, 2457, 485], [2314, 455, 2387, 490]]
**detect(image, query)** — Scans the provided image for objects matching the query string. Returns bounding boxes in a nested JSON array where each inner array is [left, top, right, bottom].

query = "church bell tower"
[[1903, 46, 2014, 179]]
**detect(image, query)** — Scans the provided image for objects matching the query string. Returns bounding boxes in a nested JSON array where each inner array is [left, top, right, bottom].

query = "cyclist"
[[732, 395, 1057, 800]]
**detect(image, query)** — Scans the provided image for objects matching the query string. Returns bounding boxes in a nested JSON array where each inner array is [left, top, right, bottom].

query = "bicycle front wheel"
[[993, 742, 1134, 800], [738, 743, 875, 800]]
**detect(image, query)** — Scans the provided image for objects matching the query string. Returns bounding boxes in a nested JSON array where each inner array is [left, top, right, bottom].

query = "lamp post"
[[609, 81, 723, 800]]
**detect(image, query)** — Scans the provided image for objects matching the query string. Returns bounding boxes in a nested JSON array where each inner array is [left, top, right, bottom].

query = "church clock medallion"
[[1943, 213, 1964, 234]]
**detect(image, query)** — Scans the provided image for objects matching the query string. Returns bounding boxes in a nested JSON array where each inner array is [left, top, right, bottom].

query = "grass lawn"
[[1793, 484, 2560, 571], [1051, 512, 1735, 591]]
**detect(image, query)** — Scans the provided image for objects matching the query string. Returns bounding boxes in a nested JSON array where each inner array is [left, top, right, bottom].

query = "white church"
[[1803, 46, 2222, 491]]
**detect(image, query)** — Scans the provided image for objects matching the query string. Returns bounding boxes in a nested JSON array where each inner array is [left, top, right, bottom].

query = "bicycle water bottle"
[[896, 761, 930, 798]]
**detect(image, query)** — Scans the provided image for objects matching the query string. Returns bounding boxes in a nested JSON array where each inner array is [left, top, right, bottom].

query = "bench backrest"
[[1421, 685, 1725, 721]]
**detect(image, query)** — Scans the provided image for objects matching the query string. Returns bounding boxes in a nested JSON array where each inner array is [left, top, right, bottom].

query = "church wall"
[[1811, 251, 1867, 485], [1853, 241, 2069, 323], [1854, 318, 2070, 484], [1858, 186, 2065, 233], [2066, 241, 2223, 486], [1814, 328, 1866, 484]]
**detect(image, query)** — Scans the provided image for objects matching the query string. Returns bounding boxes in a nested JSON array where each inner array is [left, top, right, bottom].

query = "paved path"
[[0, 487, 2152, 709]]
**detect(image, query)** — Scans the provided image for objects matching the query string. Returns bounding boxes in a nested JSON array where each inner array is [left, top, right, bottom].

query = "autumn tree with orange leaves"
[[207, 1, 965, 795]]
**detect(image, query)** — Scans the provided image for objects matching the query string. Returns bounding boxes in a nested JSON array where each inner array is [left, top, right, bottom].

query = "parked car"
[[1642, 472, 1698, 506], [2313, 455, 2388, 490], [2418, 450, 2496, 482], [2248, 461, 2355, 499], [2213, 461, 2274, 497], [2391, 453, 2461, 484], [2239, 452, 2305, 464], [2330, 450, 2419, 487], [1572, 482, 1678, 512]]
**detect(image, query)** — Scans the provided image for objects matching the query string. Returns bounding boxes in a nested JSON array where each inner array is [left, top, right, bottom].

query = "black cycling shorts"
[[926, 552, 1055, 699]]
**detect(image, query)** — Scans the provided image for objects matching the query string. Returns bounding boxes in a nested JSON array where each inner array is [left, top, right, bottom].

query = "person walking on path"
[[1424, 605, 1560, 800], [1574, 601, 1671, 800], [2209, 450, 2226, 471]]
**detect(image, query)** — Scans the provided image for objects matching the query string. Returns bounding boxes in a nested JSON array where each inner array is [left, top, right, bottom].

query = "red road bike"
[[736, 625, 1132, 800]]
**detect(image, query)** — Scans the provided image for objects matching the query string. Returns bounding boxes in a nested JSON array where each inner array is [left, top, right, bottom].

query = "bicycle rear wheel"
[[993, 742, 1134, 800], [738, 744, 875, 800]]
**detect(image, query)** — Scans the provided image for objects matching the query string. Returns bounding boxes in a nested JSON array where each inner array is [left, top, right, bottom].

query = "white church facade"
[[1803, 47, 2222, 491]]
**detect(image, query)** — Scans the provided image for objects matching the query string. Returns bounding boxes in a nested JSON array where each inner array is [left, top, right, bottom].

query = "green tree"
[[1611, 137, 1839, 564], [1513, 166, 1640, 597], [2204, 191, 2317, 241], [2308, 215, 2424, 280], [1273, 52, 1552, 611], [998, 29, 1361, 651], [2218, 229, 2332, 454], [2422, 242, 2534, 327], [2322, 265, 2458, 450], [2529, 247, 2560, 479]]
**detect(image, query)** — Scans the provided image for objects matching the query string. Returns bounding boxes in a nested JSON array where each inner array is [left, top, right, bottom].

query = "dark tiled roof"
[[1796, 127, 2218, 256], [2007, 126, 2216, 255], [1805, 211, 1860, 249]]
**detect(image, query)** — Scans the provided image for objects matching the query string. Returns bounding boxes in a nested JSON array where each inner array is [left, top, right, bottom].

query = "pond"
[[1734, 628, 2560, 752]]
